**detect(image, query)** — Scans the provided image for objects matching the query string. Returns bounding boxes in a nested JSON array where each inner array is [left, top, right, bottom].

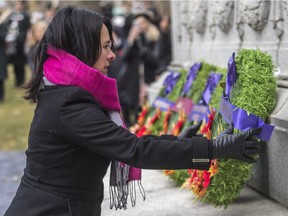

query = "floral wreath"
[[182, 49, 277, 207]]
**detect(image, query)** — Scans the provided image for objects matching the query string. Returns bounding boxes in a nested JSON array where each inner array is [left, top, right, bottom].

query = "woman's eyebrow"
[[104, 40, 111, 44]]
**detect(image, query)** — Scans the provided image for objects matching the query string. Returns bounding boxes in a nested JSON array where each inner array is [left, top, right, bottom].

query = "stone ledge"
[[277, 79, 288, 87]]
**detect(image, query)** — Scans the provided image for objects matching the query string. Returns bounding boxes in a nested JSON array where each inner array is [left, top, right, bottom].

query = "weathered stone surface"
[[248, 141, 269, 196], [268, 86, 288, 207], [240, 0, 271, 32], [171, 1, 288, 77], [267, 128, 288, 207], [271, 87, 288, 129]]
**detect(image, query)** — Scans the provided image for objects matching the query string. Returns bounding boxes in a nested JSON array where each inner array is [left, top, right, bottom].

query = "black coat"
[[5, 86, 211, 216], [6, 11, 30, 66], [0, 23, 8, 80]]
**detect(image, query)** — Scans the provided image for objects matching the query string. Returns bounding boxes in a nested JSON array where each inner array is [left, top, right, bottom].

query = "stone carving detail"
[[190, 1, 208, 35], [283, 1, 288, 20], [235, 1, 245, 41], [208, 3, 217, 39], [175, 2, 183, 43], [271, 0, 284, 39], [240, 0, 271, 31], [176, 1, 193, 43], [214, 0, 234, 33]]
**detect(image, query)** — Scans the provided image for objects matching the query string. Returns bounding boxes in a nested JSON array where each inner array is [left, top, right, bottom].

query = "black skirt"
[[4, 174, 103, 216]]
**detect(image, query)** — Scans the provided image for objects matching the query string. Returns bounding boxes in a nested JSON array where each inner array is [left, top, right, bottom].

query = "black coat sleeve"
[[59, 88, 212, 170]]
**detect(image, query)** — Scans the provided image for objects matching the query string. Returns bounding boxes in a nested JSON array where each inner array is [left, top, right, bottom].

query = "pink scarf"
[[43, 46, 145, 210]]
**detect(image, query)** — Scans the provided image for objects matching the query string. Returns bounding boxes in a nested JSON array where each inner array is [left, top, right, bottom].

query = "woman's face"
[[93, 24, 116, 75]]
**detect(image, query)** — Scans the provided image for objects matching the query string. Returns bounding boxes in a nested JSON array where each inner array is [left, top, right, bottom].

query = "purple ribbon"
[[220, 97, 275, 141], [188, 104, 210, 123], [182, 62, 202, 96], [163, 71, 181, 96], [152, 96, 175, 111], [225, 52, 237, 100], [201, 72, 223, 105]]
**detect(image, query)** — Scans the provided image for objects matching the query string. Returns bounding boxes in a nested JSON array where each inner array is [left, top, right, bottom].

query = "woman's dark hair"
[[24, 6, 114, 101]]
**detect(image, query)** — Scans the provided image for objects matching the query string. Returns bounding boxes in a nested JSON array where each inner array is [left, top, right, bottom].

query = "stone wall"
[[170, 0, 288, 208]]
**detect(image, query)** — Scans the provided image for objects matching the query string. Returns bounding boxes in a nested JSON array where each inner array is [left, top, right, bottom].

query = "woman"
[[4, 7, 262, 216], [5, 0, 30, 87], [0, 17, 8, 102]]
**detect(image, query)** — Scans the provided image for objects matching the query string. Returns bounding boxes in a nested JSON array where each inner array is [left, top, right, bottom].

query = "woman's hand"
[[213, 125, 263, 163], [178, 121, 203, 139]]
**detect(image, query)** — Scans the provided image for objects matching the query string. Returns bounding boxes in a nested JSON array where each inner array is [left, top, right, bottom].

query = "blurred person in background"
[[121, 1, 134, 38], [121, 11, 160, 126], [142, 1, 161, 27], [107, 26, 125, 81], [30, 1, 58, 25], [43, 1, 58, 23], [26, 20, 48, 73], [107, 26, 131, 126], [99, 1, 113, 19], [0, 4, 10, 103], [155, 15, 172, 76], [5, 0, 30, 87], [27, 1, 57, 74]]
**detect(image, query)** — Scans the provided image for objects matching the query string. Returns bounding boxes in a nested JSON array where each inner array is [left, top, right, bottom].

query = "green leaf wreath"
[[188, 49, 277, 208]]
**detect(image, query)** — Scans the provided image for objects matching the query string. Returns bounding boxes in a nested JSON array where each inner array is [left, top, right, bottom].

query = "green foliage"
[[150, 111, 166, 135], [167, 112, 179, 134], [158, 85, 166, 98], [167, 68, 187, 102], [168, 170, 190, 186], [209, 68, 226, 110], [232, 48, 277, 119], [206, 49, 277, 208], [205, 118, 253, 208], [143, 106, 158, 124], [203, 158, 252, 208], [187, 61, 225, 105], [158, 68, 187, 101]]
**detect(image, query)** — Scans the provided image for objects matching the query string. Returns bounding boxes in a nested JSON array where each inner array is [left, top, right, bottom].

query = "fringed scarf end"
[[109, 161, 146, 210], [109, 180, 146, 210]]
